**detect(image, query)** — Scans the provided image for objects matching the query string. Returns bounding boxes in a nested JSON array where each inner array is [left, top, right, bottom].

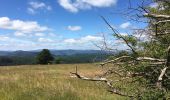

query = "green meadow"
[[0, 64, 126, 100]]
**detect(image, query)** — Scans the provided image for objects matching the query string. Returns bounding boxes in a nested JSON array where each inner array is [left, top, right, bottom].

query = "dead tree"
[[71, 0, 170, 99]]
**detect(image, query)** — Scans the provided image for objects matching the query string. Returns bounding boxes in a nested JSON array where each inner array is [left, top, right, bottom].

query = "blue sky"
[[0, 0, 151, 50]]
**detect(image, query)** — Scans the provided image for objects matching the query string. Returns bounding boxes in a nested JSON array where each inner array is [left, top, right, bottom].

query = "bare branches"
[[158, 67, 168, 81], [156, 46, 170, 88], [100, 55, 166, 66], [144, 13, 170, 19], [167, 46, 170, 67], [136, 57, 166, 62], [99, 67, 124, 77], [70, 69, 134, 98], [100, 56, 134, 66], [70, 1, 170, 98], [70, 72, 107, 82], [101, 16, 138, 55], [108, 88, 134, 98], [155, 20, 170, 24], [156, 67, 168, 89]]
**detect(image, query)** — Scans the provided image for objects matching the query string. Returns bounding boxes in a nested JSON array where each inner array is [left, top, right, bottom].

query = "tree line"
[[0, 49, 110, 66]]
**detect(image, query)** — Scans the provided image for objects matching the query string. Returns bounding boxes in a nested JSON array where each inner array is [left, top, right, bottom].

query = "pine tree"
[[36, 49, 54, 64]]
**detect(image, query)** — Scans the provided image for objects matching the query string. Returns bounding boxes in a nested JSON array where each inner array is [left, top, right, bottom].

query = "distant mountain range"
[[0, 49, 113, 57], [0, 50, 116, 66]]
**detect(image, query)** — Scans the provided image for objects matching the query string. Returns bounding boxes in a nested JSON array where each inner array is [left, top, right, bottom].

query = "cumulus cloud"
[[0, 36, 10, 41], [28, 1, 52, 14], [120, 32, 128, 36], [64, 38, 76, 44], [14, 32, 26, 37], [67, 25, 82, 31], [120, 22, 131, 29], [58, 0, 78, 13], [38, 38, 54, 42], [35, 33, 45, 37], [83, 0, 117, 7], [58, 0, 117, 13], [0, 17, 49, 36], [64, 35, 102, 44], [27, 8, 36, 14], [149, 3, 158, 8]]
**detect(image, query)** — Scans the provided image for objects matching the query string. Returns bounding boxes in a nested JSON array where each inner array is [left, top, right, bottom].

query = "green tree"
[[55, 57, 63, 64], [36, 49, 54, 64]]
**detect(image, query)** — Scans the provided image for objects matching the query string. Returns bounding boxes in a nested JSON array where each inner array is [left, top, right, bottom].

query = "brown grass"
[[0, 64, 127, 100]]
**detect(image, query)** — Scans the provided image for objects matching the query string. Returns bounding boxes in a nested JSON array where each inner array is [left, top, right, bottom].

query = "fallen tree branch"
[[158, 67, 168, 81], [144, 13, 170, 19], [70, 72, 134, 98], [155, 20, 170, 24], [99, 67, 124, 77], [100, 56, 166, 66], [100, 56, 134, 66], [136, 57, 166, 62], [156, 67, 168, 89], [70, 72, 107, 82], [156, 46, 170, 88]]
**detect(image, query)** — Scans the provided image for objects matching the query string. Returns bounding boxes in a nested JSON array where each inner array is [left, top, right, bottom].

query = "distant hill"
[[0, 50, 114, 66], [0, 50, 112, 57], [50, 50, 110, 56]]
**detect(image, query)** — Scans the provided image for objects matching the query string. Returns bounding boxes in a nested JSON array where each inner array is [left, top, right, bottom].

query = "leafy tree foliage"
[[36, 49, 54, 64], [55, 57, 63, 64], [0, 56, 13, 66]]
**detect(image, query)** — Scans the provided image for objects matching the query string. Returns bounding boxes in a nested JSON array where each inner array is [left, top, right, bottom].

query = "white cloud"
[[58, 0, 117, 13], [83, 0, 117, 7], [120, 22, 131, 29], [0, 34, 102, 50], [64, 38, 76, 44], [35, 33, 45, 37], [0, 36, 10, 41], [67, 25, 82, 31], [133, 30, 151, 41], [48, 33, 57, 37], [27, 8, 36, 14], [58, 0, 78, 13], [114, 39, 124, 44], [38, 38, 54, 42], [14, 32, 26, 36], [81, 35, 102, 42], [28, 2, 52, 14], [29, 2, 46, 9], [120, 32, 128, 36], [149, 3, 158, 8], [0, 17, 49, 36], [64, 35, 102, 44]]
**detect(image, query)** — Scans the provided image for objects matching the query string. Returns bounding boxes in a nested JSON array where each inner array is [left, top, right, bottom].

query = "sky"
[[0, 0, 152, 51]]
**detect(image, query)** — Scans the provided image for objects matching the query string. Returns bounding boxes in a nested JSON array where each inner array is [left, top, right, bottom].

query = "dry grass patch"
[[0, 64, 127, 100]]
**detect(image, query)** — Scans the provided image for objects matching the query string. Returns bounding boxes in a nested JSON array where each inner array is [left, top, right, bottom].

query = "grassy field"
[[0, 64, 127, 100]]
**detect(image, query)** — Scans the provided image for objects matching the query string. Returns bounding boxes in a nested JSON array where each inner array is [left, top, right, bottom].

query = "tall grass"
[[0, 64, 126, 100]]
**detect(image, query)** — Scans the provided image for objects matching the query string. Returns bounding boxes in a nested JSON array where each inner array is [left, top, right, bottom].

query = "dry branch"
[[136, 57, 166, 62], [144, 13, 170, 19], [155, 20, 170, 24], [101, 16, 138, 55], [70, 71, 134, 98], [100, 56, 166, 66], [70, 72, 107, 82], [156, 67, 168, 89], [100, 56, 134, 66]]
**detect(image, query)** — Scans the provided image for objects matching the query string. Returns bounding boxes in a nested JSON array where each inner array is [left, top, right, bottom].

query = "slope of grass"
[[0, 64, 127, 100]]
